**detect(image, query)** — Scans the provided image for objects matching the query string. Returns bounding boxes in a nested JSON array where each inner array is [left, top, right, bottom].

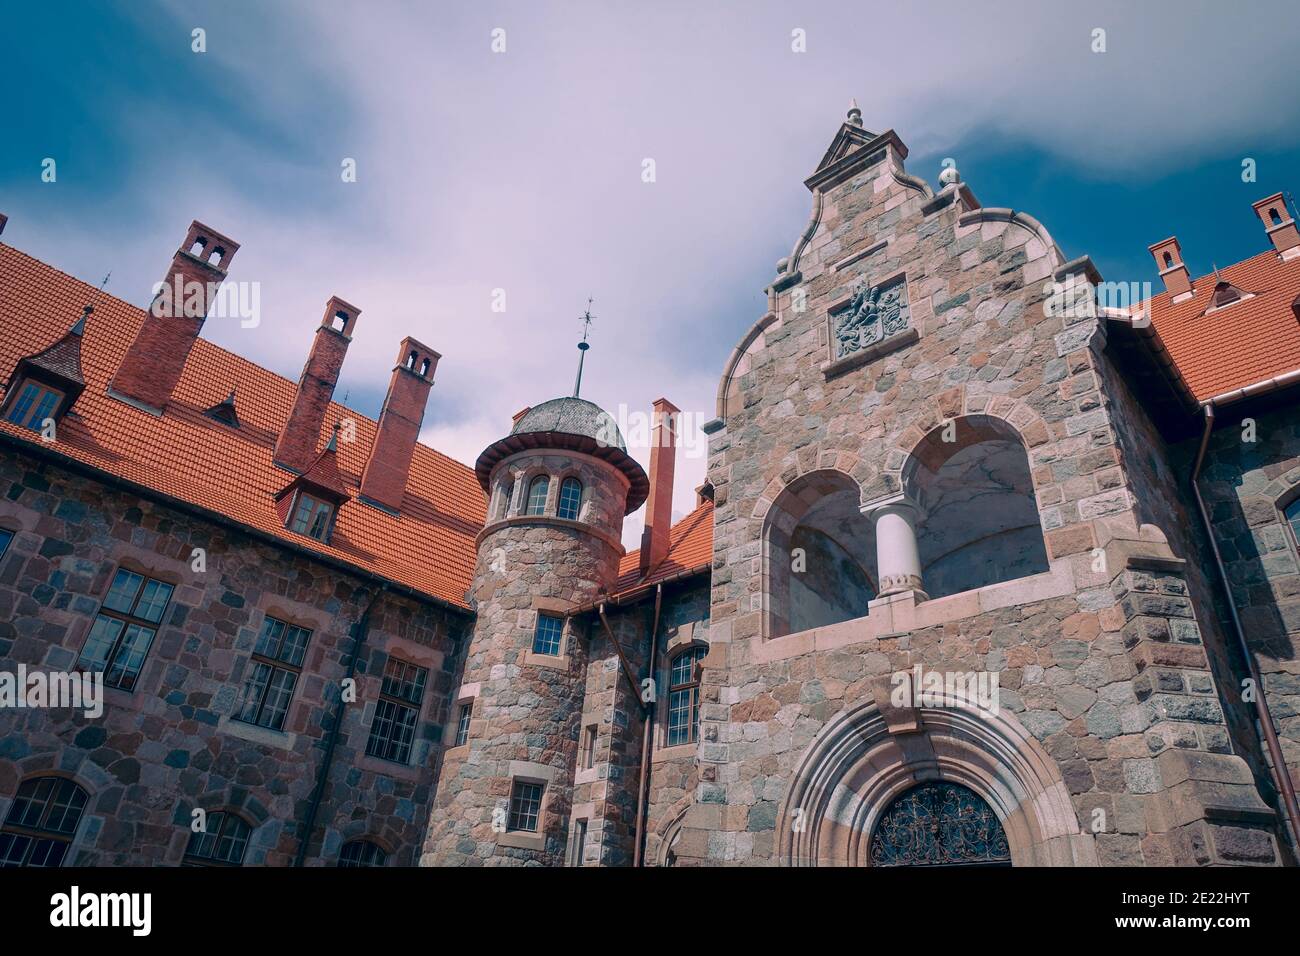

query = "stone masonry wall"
[[0, 447, 468, 866], [673, 132, 1279, 866]]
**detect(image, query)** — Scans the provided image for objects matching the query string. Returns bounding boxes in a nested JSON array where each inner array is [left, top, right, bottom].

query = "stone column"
[[864, 495, 927, 599]]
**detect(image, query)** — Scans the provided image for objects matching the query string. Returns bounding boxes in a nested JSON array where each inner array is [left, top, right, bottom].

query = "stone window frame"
[[496, 760, 558, 852], [230, 614, 312, 733], [662, 643, 708, 749], [182, 806, 255, 866], [0, 521, 16, 565], [567, 815, 589, 867], [75, 563, 178, 694], [338, 838, 389, 868], [363, 654, 431, 766], [1275, 485, 1300, 568], [492, 474, 516, 520], [0, 772, 92, 867], [442, 681, 479, 754], [523, 599, 575, 670], [523, 472, 553, 516], [554, 470, 586, 522]]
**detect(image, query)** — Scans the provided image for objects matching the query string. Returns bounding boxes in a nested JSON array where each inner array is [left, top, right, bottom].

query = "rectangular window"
[[4, 381, 63, 432], [532, 613, 564, 656], [507, 780, 544, 833], [365, 657, 428, 764], [289, 493, 334, 541], [582, 724, 597, 770], [666, 647, 706, 748], [76, 568, 174, 691], [0, 528, 12, 560], [570, 818, 588, 866], [454, 702, 472, 747], [233, 616, 311, 731]]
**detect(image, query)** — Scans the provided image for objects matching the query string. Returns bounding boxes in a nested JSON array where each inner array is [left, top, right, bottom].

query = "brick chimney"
[[1252, 193, 1300, 261], [359, 337, 439, 512], [1148, 237, 1192, 301], [273, 296, 360, 473], [110, 220, 240, 414], [639, 397, 680, 577]]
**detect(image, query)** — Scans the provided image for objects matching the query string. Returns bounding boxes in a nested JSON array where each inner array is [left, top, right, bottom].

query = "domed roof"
[[475, 396, 648, 514], [510, 397, 627, 451]]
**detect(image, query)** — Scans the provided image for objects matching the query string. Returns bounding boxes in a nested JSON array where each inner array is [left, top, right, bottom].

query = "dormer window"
[[4, 381, 64, 432], [1208, 280, 1251, 312], [290, 492, 335, 541]]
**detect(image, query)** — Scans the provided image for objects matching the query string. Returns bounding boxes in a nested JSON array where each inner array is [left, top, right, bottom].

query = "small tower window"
[[1271, 207, 1283, 226], [532, 613, 564, 656], [339, 840, 388, 868], [557, 477, 583, 520], [507, 781, 544, 832], [454, 702, 472, 747], [184, 810, 251, 866], [497, 479, 515, 519], [0, 776, 89, 867], [4, 382, 64, 432], [525, 476, 550, 516], [1162, 251, 1174, 269]]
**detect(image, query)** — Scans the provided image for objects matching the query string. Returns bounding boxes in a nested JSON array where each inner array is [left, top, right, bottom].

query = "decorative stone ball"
[[939, 165, 961, 186], [776, 257, 790, 274]]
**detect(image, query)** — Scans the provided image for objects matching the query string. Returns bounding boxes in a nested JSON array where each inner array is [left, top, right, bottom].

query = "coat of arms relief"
[[831, 274, 910, 361]]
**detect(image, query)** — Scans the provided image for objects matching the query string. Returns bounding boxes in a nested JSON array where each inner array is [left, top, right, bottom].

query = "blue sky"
[[4, 1, 1299, 543]]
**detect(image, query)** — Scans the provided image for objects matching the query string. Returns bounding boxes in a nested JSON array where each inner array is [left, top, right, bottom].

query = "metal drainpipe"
[[633, 584, 663, 867], [294, 585, 386, 867], [1191, 404, 1300, 852]]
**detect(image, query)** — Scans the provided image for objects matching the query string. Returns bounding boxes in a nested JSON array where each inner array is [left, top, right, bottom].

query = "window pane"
[[380, 658, 427, 705], [525, 476, 550, 515], [260, 668, 297, 730], [307, 502, 332, 540], [103, 569, 144, 614], [254, 617, 285, 659], [76, 615, 124, 672], [557, 478, 582, 520], [30, 389, 61, 429], [508, 782, 543, 832], [667, 689, 691, 746], [235, 661, 273, 724], [532, 614, 563, 656], [133, 578, 173, 624], [5, 383, 40, 427], [455, 703, 472, 747], [339, 840, 386, 867], [291, 496, 316, 534], [104, 624, 155, 690], [278, 624, 310, 667], [0, 528, 14, 559], [7, 777, 55, 829]]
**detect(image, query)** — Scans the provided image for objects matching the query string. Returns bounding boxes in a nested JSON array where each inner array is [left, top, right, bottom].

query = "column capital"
[[860, 491, 927, 522]]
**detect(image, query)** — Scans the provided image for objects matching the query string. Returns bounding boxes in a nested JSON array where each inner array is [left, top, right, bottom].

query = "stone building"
[[2, 108, 1300, 867]]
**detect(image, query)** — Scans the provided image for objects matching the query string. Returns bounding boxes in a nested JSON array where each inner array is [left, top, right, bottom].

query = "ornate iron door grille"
[[868, 781, 1011, 867]]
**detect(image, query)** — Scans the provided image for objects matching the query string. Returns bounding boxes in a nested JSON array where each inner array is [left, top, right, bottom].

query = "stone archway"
[[776, 693, 1096, 867]]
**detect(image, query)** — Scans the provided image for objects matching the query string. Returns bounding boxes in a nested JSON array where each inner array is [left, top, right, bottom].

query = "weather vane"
[[573, 297, 594, 398]]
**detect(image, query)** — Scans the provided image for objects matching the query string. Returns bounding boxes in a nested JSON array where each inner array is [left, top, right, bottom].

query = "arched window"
[[765, 470, 877, 639], [525, 475, 550, 516], [666, 646, 707, 747], [1162, 251, 1173, 268], [869, 782, 1010, 867], [0, 776, 88, 867], [1271, 207, 1283, 226], [339, 839, 388, 867], [557, 477, 583, 520], [904, 415, 1049, 600], [183, 810, 252, 866]]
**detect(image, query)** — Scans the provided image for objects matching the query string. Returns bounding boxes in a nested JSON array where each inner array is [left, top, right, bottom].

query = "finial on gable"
[[847, 98, 863, 128]]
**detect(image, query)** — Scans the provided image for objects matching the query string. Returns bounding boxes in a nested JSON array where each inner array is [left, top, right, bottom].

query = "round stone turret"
[[421, 396, 647, 866]]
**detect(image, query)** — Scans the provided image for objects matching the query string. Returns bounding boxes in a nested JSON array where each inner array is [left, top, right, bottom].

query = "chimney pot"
[[359, 336, 439, 512], [639, 397, 680, 577], [1252, 193, 1300, 261], [1148, 236, 1192, 301], [273, 296, 361, 473], [109, 219, 241, 413]]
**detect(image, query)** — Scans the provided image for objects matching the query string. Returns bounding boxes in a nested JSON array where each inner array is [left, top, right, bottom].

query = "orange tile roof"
[[1144, 250, 1300, 402], [613, 500, 713, 596], [0, 242, 486, 610]]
